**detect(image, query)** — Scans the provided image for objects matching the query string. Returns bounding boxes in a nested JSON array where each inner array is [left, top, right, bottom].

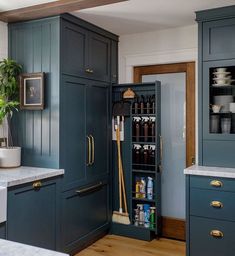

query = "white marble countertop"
[[0, 166, 64, 187], [184, 165, 235, 178], [0, 239, 68, 256]]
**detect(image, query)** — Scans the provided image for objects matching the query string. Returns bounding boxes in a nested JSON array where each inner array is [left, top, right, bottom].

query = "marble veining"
[[0, 166, 64, 187], [184, 165, 235, 178], [0, 239, 68, 256]]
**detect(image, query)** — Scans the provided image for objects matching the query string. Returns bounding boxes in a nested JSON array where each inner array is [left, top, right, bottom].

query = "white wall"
[[119, 24, 198, 83], [0, 21, 8, 60], [119, 24, 199, 163]]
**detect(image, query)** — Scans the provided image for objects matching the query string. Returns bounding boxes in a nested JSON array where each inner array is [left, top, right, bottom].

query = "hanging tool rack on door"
[[111, 82, 162, 241]]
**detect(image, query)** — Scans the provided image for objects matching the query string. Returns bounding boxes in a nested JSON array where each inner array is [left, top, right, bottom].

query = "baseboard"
[[162, 217, 185, 241]]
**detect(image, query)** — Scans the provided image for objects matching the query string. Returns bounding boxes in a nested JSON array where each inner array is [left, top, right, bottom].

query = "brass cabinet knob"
[[210, 180, 223, 188], [85, 68, 94, 74], [210, 201, 223, 208], [33, 181, 42, 189], [210, 230, 223, 238]]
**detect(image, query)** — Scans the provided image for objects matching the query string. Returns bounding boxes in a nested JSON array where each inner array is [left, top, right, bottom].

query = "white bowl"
[[214, 95, 234, 113]]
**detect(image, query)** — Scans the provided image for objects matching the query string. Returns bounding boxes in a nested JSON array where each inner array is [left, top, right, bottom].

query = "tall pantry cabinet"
[[9, 13, 118, 254]]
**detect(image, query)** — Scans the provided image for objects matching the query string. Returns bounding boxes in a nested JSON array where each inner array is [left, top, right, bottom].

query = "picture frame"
[[20, 72, 45, 110]]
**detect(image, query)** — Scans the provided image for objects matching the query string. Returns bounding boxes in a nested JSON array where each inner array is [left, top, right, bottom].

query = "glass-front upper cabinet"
[[203, 60, 235, 140]]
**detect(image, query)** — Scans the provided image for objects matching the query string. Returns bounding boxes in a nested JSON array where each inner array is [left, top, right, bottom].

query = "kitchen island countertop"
[[0, 239, 68, 256], [184, 164, 235, 178], [0, 166, 64, 187]]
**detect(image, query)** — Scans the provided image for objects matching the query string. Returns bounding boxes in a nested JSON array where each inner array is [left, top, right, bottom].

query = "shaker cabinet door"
[[60, 182, 109, 253], [88, 32, 111, 82], [61, 20, 89, 77], [60, 76, 87, 190], [86, 82, 110, 181], [7, 179, 57, 250], [203, 18, 235, 61]]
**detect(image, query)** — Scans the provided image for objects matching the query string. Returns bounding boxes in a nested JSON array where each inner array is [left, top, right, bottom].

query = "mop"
[[112, 101, 131, 225]]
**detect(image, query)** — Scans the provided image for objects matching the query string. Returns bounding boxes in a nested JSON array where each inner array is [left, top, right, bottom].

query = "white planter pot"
[[0, 147, 21, 168]]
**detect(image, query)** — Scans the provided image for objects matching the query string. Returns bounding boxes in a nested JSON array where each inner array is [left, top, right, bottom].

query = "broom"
[[112, 117, 130, 225]]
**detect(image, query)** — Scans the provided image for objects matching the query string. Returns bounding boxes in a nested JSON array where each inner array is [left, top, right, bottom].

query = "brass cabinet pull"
[[210, 180, 223, 188], [76, 182, 103, 195], [210, 201, 223, 208], [87, 135, 91, 166], [90, 135, 95, 165], [210, 230, 224, 238], [33, 181, 42, 189], [85, 68, 94, 74]]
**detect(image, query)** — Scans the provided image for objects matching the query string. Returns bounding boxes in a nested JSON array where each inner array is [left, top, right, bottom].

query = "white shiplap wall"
[[0, 21, 8, 60]]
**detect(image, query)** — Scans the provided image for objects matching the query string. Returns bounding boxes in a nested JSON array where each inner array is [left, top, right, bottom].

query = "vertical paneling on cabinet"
[[8, 13, 118, 254]]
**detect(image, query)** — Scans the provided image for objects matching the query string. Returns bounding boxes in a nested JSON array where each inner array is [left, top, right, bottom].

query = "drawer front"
[[190, 216, 235, 256], [190, 188, 235, 221], [203, 18, 235, 61], [190, 175, 235, 192]]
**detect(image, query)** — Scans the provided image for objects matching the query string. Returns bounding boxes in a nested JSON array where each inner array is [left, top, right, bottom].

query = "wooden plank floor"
[[76, 235, 186, 256]]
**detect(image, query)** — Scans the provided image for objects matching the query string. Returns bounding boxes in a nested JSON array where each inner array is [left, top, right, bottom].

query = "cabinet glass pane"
[[209, 66, 235, 134]]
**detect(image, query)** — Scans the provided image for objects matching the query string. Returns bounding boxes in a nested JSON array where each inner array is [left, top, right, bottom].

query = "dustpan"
[[112, 100, 131, 117]]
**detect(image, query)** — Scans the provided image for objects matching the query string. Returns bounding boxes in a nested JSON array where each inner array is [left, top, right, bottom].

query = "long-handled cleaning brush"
[[112, 117, 130, 225]]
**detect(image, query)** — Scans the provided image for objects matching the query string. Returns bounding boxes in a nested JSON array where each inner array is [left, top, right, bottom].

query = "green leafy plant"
[[0, 58, 22, 124]]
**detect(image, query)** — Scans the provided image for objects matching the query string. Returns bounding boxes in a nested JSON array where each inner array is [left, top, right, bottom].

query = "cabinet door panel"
[[61, 182, 109, 250], [7, 180, 57, 249], [190, 216, 235, 256], [60, 76, 87, 190], [86, 82, 110, 180], [61, 21, 88, 77], [89, 32, 110, 82], [203, 18, 235, 61]]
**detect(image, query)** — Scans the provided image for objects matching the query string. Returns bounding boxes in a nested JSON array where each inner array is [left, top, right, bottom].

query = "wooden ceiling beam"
[[0, 0, 127, 23]]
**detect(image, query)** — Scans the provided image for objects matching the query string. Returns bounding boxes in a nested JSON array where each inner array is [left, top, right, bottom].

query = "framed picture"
[[20, 72, 45, 110]]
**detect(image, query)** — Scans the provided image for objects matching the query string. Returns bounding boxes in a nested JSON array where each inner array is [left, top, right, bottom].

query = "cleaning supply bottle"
[[138, 204, 145, 226], [140, 177, 146, 198], [147, 177, 153, 200]]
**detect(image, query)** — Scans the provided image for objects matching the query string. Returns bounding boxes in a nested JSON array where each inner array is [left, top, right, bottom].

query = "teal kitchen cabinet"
[[60, 75, 110, 190], [196, 5, 235, 167], [9, 13, 118, 254], [59, 180, 110, 254], [186, 173, 235, 256], [0, 223, 6, 239], [7, 177, 60, 250], [61, 17, 111, 82]]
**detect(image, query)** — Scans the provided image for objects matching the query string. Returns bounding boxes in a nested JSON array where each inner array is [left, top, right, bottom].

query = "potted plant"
[[0, 58, 22, 168]]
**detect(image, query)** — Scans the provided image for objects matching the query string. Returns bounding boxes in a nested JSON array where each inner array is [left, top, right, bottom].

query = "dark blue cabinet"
[[187, 175, 235, 256], [7, 178, 59, 250], [61, 20, 89, 78], [0, 223, 6, 239], [197, 6, 235, 167], [59, 181, 109, 253], [9, 13, 118, 254], [202, 18, 235, 61], [61, 18, 111, 82]]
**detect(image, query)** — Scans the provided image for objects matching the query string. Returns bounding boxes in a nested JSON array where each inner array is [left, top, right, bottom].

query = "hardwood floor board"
[[76, 235, 186, 256]]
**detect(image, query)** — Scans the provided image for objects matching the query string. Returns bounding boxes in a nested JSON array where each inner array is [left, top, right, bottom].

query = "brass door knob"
[[210, 230, 223, 238], [210, 201, 223, 208], [33, 181, 42, 190], [210, 180, 223, 188]]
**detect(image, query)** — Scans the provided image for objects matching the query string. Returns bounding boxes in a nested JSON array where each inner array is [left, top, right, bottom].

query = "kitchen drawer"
[[190, 188, 235, 221], [190, 175, 235, 192], [60, 180, 109, 252], [190, 216, 235, 256]]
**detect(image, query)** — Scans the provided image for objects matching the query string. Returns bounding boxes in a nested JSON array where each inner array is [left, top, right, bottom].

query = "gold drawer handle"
[[210, 180, 223, 188], [210, 230, 223, 238], [33, 181, 42, 189], [210, 201, 223, 208]]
